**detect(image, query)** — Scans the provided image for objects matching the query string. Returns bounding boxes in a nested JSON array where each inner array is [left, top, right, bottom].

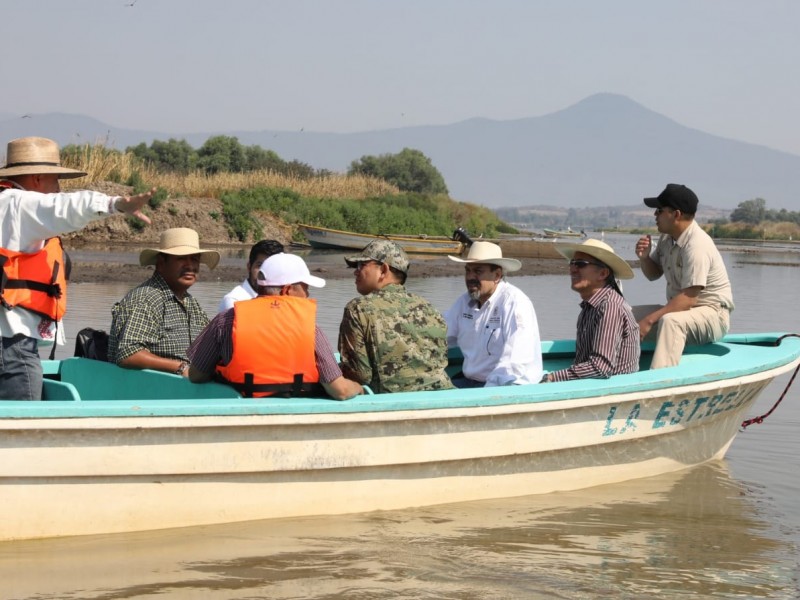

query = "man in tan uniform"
[[635, 183, 734, 369]]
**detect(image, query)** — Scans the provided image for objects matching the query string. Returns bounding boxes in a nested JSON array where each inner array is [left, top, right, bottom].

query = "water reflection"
[[1, 464, 795, 599]]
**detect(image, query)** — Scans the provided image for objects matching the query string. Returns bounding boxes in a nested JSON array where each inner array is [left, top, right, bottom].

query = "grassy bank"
[[60, 143, 513, 243]]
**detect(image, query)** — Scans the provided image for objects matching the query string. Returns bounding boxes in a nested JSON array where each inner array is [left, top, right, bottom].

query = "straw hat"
[[448, 241, 521, 273], [554, 238, 634, 279], [139, 228, 220, 269], [0, 137, 87, 179]]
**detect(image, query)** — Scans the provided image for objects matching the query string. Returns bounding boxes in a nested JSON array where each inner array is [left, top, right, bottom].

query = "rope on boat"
[[741, 333, 800, 430]]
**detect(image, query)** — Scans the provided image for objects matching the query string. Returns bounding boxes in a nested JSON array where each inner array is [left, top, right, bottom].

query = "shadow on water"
[[1, 463, 797, 599]]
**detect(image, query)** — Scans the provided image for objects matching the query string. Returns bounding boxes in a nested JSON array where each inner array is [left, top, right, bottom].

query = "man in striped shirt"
[[543, 239, 640, 382]]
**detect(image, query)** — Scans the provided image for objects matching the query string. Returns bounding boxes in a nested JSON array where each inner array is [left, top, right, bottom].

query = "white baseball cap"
[[257, 253, 326, 288]]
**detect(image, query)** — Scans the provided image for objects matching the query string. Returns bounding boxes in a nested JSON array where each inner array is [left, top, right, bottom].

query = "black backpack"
[[74, 327, 109, 362]]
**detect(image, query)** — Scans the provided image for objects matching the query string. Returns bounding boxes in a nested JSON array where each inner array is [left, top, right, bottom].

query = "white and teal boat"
[[1, 332, 798, 541]]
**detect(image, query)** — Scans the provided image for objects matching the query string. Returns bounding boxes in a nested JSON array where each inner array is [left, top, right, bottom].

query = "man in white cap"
[[0, 136, 153, 400], [445, 241, 543, 387], [542, 239, 640, 382], [108, 227, 219, 376], [187, 253, 364, 400]]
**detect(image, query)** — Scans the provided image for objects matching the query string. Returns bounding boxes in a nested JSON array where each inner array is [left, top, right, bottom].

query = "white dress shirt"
[[1, 187, 115, 341], [445, 280, 543, 386], [218, 278, 257, 313]]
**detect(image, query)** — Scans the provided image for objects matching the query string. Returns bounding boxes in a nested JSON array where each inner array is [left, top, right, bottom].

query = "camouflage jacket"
[[338, 284, 453, 393]]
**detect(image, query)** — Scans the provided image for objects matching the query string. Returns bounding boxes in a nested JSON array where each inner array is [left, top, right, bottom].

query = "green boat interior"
[[34, 334, 790, 404]]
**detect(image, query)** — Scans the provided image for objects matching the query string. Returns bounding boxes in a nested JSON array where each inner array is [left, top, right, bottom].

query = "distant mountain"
[[2, 94, 799, 210]]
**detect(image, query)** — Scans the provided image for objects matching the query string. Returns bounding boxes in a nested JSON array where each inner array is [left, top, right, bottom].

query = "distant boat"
[[542, 228, 586, 239], [299, 224, 465, 255]]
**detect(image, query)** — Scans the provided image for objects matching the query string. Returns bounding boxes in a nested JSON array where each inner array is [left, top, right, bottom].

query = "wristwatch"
[[176, 360, 189, 376]]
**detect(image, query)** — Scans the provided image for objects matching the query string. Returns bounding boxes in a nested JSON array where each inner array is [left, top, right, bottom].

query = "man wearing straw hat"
[[542, 239, 640, 382], [0, 136, 153, 400], [445, 241, 543, 387], [108, 227, 219, 377]]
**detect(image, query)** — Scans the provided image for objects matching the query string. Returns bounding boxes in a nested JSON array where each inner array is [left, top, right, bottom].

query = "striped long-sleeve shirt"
[[548, 285, 640, 382]]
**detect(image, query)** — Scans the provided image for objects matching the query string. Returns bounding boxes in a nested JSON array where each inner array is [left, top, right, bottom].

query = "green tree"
[[348, 148, 448, 194], [197, 135, 246, 174], [284, 159, 316, 179], [730, 198, 767, 224], [244, 146, 285, 172], [128, 138, 197, 173]]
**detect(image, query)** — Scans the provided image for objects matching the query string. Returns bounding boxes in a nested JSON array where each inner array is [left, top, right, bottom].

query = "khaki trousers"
[[633, 304, 730, 370]]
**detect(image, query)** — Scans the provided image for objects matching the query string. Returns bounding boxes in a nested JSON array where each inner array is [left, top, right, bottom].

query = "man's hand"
[[635, 234, 652, 259], [638, 318, 653, 341], [114, 187, 156, 225]]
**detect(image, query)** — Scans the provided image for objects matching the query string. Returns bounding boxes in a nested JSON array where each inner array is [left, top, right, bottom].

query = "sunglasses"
[[655, 207, 674, 214], [569, 259, 605, 269], [353, 260, 383, 272]]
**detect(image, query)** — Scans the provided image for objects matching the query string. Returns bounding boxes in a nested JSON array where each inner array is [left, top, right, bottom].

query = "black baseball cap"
[[643, 183, 698, 214]]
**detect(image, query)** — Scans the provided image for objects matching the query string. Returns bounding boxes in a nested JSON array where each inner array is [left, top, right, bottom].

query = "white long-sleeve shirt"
[[1, 187, 117, 341], [445, 280, 543, 386], [218, 278, 257, 313]]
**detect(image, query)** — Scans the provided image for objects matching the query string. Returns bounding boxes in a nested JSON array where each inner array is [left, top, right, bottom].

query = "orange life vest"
[[216, 295, 321, 397], [0, 237, 68, 321]]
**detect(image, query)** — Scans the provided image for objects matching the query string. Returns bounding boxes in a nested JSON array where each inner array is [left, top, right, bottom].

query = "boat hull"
[[2, 333, 797, 541], [542, 228, 585, 238], [299, 224, 463, 254]]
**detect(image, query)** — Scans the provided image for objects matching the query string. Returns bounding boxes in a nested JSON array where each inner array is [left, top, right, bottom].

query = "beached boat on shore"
[[300, 224, 564, 259], [299, 224, 464, 254], [1, 332, 798, 541], [543, 228, 586, 238]]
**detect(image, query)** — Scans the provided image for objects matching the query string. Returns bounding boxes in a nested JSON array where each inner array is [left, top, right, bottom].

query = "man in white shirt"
[[445, 241, 543, 387], [0, 136, 152, 400], [218, 239, 284, 312]]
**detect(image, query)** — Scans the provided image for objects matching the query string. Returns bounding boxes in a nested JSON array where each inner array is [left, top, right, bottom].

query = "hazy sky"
[[4, 1, 800, 155]]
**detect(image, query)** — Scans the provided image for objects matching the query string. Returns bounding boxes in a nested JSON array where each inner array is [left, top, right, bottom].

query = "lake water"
[[3, 234, 800, 599]]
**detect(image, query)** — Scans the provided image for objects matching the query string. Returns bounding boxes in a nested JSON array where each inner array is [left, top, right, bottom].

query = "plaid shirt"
[[108, 272, 209, 363]]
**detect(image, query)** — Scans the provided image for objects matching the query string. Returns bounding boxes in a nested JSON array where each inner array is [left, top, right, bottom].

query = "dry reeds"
[[61, 143, 151, 186], [149, 170, 399, 199], [61, 143, 399, 199]]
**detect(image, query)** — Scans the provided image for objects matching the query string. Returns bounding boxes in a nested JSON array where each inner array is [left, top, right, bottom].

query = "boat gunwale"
[[0, 333, 797, 420]]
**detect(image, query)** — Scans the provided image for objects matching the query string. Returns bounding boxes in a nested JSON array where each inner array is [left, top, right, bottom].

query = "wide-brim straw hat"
[[448, 241, 522, 273], [0, 137, 87, 179], [139, 228, 220, 269], [555, 238, 634, 280]]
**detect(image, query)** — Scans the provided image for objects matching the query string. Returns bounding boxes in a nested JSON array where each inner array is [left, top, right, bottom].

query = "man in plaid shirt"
[[108, 228, 219, 377]]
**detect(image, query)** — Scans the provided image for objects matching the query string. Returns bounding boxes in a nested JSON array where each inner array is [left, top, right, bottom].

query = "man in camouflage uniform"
[[338, 240, 453, 393]]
